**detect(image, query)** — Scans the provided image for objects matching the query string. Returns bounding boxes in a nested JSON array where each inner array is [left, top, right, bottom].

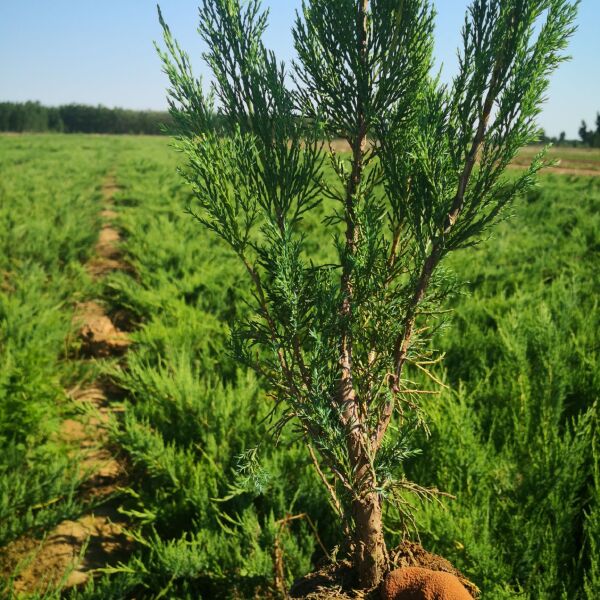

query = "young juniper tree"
[[157, 0, 577, 589]]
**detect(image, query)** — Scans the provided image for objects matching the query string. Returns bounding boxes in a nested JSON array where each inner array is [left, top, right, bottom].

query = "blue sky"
[[1, 1, 598, 137]]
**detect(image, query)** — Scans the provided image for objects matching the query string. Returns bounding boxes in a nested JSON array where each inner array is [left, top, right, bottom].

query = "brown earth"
[[389, 542, 478, 597], [509, 163, 600, 177], [3, 510, 131, 591], [1, 175, 133, 595], [289, 541, 479, 600], [381, 567, 472, 600], [86, 183, 131, 279], [76, 300, 130, 358]]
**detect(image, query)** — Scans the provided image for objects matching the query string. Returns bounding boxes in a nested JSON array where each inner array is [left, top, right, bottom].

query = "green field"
[[0, 134, 598, 599]]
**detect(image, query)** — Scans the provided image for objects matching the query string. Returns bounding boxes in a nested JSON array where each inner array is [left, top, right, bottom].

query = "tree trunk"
[[352, 489, 387, 588], [341, 0, 388, 589], [348, 432, 387, 589]]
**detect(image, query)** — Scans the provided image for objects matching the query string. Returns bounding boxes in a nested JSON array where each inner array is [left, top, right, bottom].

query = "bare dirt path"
[[5, 175, 133, 594], [508, 162, 600, 177]]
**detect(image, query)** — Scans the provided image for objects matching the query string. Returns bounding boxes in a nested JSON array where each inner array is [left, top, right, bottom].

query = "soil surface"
[[382, 567, 473, 600], [289, 541, 479, 600], [389, 542, 478, 597], [1, 175, 133, 595], [509, 163, 600, 177], [76, 300, 130, 358]]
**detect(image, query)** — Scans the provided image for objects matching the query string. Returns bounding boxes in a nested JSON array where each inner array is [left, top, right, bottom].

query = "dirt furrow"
[[5, 175, 133, 594]]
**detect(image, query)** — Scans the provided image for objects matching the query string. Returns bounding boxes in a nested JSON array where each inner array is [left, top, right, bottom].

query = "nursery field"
[[0, 134, 598, 599]]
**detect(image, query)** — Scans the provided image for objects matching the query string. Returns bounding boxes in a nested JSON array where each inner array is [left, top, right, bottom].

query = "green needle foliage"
[[158, 0, 578, 588]]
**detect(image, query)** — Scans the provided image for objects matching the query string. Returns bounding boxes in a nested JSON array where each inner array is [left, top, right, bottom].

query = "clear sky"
[[1, 1, 598, 138]]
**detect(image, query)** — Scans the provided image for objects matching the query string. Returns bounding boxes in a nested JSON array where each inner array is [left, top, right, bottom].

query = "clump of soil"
[[87, 256, 128, 278], [389, 542, 479, 598], [86, 182, 131, 278], [289, 542, 479, 600], [75, 300, 130, 358], [62, 384, 126, 499], [2, 507, 131, 594], [382, 567, 472, 600]]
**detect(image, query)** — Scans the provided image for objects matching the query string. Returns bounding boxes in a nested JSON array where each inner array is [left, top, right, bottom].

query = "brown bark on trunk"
[[342, 0, 388, 590], [335, 0, 388, 589], [353, 489, 387, 589]]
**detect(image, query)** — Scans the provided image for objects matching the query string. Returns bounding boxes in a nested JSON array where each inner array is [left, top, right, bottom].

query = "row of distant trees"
[[538, 113, 600, 147], [579, 113, 600, 148], [1, 101, 599, 146], [0, 101, 172, 135]]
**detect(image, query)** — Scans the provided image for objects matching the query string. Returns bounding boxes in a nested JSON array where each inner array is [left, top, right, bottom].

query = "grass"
[[0, 135, 114, 590], [404, 173, 600, 598], [0, 134, 598, 599]]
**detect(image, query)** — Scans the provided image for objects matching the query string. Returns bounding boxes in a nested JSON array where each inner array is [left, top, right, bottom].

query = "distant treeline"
[[3, 101, 600, 146], [579, 113, 600, 148], [0, 101, 172, 135]]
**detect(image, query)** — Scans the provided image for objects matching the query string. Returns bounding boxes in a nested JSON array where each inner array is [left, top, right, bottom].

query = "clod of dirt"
[[4, 509, 131, 595], [86, 213, 130, 277], [389, 542, 478, 598], [60, 398, 125, 500], [87, 256, 127, 278], [381, 567, 472, 600], [96, 226, 121, 260], [75, 301, 130, 357]]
